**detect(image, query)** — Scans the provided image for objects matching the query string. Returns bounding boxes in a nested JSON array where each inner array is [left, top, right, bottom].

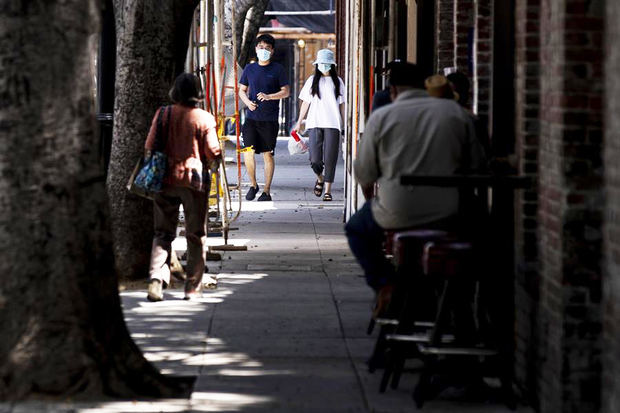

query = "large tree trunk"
[[107, 0, 198, 280], [226, 0, 271, 68], [0, 0, 191, 399]]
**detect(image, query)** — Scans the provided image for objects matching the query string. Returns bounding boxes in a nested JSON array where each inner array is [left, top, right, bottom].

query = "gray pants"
[[308, 128, 340, 183], [149, 185, 208, 287]]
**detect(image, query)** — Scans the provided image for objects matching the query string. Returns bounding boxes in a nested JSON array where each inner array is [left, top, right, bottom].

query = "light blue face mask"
[[318, 63, 332, 74], [256, 49, 271, 62]]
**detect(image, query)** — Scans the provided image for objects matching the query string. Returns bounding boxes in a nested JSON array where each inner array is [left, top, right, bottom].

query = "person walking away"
[[146, 73, 221, 302], [238, 34, 290, 201], [345, 62, 486, 311], [293, 49, 345, 201], [425, 74, 460, 101], [446, 71, 492, 158], [370, 59, 402, 112]]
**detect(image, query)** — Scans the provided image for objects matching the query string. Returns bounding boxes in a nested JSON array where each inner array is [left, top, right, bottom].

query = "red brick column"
[[454, 0, 474, 76], [436, 0, 455, 71], [604, 1, 620, 411], [513, 0, 541, 405], [473, 0, 492, 116], [538, 0, 604, 411]]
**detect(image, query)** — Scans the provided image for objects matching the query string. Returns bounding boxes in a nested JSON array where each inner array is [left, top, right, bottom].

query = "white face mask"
[[256, 49, 271, 62], [318, 63, 331, 74]]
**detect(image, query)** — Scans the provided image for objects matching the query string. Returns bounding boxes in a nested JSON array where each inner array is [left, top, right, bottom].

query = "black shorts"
[[242, 119, 279, 154]]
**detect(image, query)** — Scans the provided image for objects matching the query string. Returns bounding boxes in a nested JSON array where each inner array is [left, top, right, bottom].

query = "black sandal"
[[323, 193, 332, 201], [313, 180, 324, 197]]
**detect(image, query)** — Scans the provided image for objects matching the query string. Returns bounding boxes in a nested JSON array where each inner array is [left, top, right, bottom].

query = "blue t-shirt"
[[239, 62, 289, 121]]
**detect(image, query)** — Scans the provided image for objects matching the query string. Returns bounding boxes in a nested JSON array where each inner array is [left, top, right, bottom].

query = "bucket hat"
[[313, 49, 336, 66], [425, 74, 459, 101]]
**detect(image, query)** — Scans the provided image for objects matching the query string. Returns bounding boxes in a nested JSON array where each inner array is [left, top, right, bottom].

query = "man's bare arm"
[[257, 85, 290, 101], [238, 84, 257, 111]]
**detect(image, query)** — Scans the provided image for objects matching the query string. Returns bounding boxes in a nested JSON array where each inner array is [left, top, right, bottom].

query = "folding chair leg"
[[391, 353, 406, 390]]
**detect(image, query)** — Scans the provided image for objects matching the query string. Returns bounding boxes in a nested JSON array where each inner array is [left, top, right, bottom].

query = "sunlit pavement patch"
[[189, 392, 274, 411]]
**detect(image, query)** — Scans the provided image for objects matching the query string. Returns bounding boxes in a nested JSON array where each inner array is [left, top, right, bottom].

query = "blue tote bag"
[[127, 106, 171, 199]]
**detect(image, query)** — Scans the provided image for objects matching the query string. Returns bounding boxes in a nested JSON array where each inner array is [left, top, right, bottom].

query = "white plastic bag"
[[288, 136, 309, 155]]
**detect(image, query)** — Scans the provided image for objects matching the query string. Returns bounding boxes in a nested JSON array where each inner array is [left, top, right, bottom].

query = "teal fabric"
[[134, 151, 167, 193]]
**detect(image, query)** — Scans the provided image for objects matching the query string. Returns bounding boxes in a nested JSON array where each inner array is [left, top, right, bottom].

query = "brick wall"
[[603, 1, 620, 411], [473, 0, 492, 116], [436, 0, 455, 71], [537, 0, 604, 411], [514, 0, 542, 407], [515, 0, 541, 263], [454, 0, 474, 76]]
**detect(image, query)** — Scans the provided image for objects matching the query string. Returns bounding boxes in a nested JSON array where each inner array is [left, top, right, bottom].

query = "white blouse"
[[299, 75, 346, 130]]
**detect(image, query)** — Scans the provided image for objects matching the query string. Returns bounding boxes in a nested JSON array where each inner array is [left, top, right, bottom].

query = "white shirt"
[[299, 75, 346, 129], [354, 89, 485, 229]]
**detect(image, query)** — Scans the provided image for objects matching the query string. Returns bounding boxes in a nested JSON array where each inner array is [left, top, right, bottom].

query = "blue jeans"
[[345, 201, 394, 292], [345, 201, 458, 292]]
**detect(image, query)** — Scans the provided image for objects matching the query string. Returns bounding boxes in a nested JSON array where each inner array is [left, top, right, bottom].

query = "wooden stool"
[[412, 241, 499, 408], [378, 231, 463, 391], [365, 229, 408, 336], [368, 229, 452, 334], [367, 229, 453, 374]]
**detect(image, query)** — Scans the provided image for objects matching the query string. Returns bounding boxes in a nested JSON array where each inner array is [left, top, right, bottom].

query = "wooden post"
[[407, 0, 417, 63]]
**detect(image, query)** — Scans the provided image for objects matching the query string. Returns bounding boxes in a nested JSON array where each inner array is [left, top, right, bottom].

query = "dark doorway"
[[417, 0, 436, 78]]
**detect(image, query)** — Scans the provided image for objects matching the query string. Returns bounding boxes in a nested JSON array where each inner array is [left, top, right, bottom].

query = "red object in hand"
[[291, 130, 301, 142]]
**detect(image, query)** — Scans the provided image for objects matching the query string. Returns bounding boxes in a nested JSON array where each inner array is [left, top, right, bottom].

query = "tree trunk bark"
[[107, 0, 199, 280], [0, 0, 192, 399], [228, 0, 270, 68]]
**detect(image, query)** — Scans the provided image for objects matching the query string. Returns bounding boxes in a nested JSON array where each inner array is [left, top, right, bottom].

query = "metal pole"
[[231, 0, 243, 218], [200, 0, 206, 71], [344, 0, 354, 219], [264, 10, 336, 16], [388, 0, 395, 62], [370, 0, 376, 92], [351, 0, 361, 213], [187, 13, 193, 73], [207, 0, 214, 64], [213, 0, 223, 108]]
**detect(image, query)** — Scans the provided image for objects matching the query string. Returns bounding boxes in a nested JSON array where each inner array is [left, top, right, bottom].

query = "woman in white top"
[[293, 49, 346, 201]]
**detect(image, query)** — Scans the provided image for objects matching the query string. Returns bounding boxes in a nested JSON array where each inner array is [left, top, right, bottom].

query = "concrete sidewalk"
[[115, 140, 532, 412], [3, 140, 532, 412]]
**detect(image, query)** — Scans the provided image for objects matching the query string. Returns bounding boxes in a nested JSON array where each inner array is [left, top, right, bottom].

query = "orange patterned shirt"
[[145, 104, 221, 189]]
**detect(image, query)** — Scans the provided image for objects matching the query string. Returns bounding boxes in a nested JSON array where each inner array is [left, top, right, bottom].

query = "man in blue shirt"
[[371, 59, 401, 112], [238, 34, 290, 201]]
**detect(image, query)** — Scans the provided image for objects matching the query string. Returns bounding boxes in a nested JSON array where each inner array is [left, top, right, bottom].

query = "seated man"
[[345, 62, 486, 303]]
